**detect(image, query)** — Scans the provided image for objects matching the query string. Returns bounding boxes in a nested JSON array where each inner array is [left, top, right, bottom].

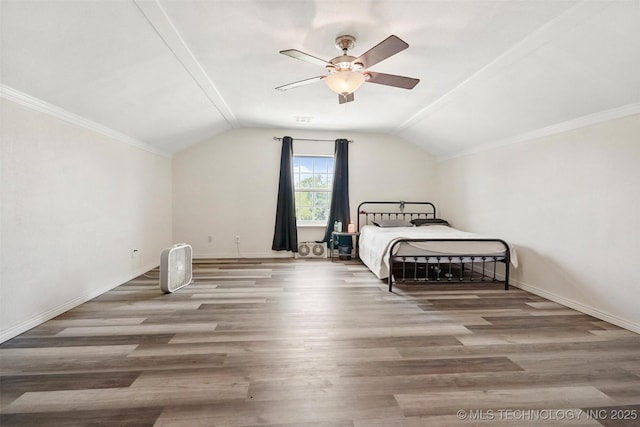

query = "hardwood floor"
[[1, 258, 639, 426]]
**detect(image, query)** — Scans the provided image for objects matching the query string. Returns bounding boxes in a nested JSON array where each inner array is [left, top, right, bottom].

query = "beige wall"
[[0, 99, 173, 342], [436, 114, 640, 332], [172, 128, 438, 257]]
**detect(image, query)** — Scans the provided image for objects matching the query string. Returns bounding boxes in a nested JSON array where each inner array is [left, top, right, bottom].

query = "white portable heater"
[[160, 243, 193, 293]]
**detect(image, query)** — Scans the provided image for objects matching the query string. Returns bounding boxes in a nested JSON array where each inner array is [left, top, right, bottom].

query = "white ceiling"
[[1, 0, 639, 157]]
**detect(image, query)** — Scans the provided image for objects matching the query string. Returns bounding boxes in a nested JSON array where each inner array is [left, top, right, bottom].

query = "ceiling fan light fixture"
[[278, 34, 417, 103], [324, 70, 366, 95]]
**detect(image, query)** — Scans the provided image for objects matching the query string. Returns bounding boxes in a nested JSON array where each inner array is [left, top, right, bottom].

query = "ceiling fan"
[[276, 34, 419, 104]]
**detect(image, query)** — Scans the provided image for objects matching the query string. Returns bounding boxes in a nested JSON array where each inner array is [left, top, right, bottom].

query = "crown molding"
[[438, 102, 640, 162], [1, 84, 171, 158], [397, 1, 595, 132]]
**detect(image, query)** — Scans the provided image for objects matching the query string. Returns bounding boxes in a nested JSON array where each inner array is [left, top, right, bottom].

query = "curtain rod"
[[273, 136, 354, 143]]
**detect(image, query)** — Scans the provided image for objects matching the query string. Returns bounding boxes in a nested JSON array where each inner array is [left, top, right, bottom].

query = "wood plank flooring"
[[1, 258, 639, 426]]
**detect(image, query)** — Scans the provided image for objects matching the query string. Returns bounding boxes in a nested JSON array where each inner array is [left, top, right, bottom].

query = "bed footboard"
[[387, 238, 510, 292]]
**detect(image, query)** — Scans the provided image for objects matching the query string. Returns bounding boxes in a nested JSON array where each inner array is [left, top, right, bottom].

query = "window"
[[293, 155, 334, 225]]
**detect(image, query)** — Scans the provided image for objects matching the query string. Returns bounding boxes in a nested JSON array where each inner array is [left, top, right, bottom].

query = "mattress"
[[358, 224, 518, 279]]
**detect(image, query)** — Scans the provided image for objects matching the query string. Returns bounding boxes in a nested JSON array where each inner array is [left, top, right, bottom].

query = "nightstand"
[[330, 231, 360, 261]]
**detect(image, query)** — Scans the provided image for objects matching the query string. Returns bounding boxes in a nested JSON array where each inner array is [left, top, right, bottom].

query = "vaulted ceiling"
[[2, 0, 639, 158]]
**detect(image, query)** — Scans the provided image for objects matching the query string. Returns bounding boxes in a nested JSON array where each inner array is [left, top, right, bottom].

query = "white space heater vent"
[[160, 243, 193, 293], [295, 242, 327, 258]]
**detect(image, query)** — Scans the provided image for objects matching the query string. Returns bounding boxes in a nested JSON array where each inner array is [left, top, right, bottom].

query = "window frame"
[[293, 154, 334, 227]]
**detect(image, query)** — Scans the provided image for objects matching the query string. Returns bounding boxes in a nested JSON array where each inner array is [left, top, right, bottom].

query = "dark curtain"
[[322, 139, 351, 251], [272, 136, 298, 252]]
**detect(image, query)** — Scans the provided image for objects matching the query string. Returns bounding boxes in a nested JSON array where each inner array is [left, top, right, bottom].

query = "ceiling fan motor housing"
[[329, 35, 360, 72], [329, 55, 358, 72]]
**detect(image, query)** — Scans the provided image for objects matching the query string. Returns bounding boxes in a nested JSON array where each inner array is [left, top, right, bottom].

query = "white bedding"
[[358, 224, 518, 279]]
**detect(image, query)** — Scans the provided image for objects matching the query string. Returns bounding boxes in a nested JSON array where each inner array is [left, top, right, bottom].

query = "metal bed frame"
[[357, 201, 510, 292]]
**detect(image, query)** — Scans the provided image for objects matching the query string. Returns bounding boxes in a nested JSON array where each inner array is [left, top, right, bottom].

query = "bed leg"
[[504, 257, 510, 291], [388, 274, 393, 292]]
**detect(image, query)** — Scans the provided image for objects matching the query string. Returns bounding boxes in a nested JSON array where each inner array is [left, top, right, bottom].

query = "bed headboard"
[[357, 201, 437, 230]]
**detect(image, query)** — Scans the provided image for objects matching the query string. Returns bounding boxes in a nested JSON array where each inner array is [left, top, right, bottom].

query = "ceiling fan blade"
[[354, 35, 409, 69], [365, 72, 419, 90], [338, 93, 355, 104], [275, 76, 325, 91], [280, 49, 331, 67]]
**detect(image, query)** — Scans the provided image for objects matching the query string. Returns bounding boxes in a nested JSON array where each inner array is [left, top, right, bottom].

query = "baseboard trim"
[[509, 278, 640, 334], [0, 261, 158, 344], [465, 265, 640, 334], [194, 252, 295, 259]]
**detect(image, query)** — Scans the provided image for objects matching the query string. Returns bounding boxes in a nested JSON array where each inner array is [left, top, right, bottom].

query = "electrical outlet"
[[234, 235, 240, 244]]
